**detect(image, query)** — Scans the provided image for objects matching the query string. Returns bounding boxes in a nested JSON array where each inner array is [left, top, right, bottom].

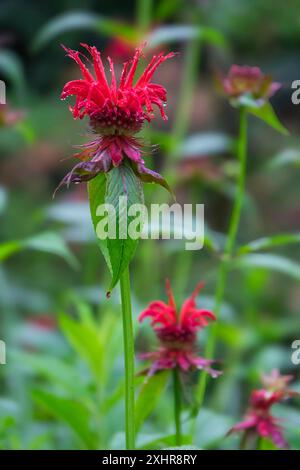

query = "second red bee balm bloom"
[[138, 280, 222, 377], [217, 65, 281, 105], [58, 43, 174, 191], [228, 369, 300, 449]]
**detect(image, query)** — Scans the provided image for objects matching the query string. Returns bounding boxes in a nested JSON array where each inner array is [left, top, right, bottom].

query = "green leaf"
[[241, 98, 289, 135], [32, 389, 97, 449], [238, 233, 300, 254], [105, 162, 144, 292], [195, 408, 233, 449], [11, 351, 88, 397], [249, 102, 288, 135], [267, 148, 300, 170], [178, 133, 234, 159], [147, 25, 226, 49], [32, 11, 137, 52], [135, 371, 169, 433], [88, 173, 112, 274], [59, 314, 104, 384], [24, 232, 79, 268], [0, 186, 7, 215], [0, 50, 25, 95], [233, 254, 300, 280], [0, 231, 78, 268], [154, 0, 182, 21], [0, 241, 22, 261]]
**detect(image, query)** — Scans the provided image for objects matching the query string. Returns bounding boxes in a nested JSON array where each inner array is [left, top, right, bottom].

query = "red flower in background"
[[0, 103, 24, 127], [57, 43, 174, 192], [104, 37, 135, 61], [138, 280, 222, 377], [228, 369, 300, 448], [217, 65, 281, 103]]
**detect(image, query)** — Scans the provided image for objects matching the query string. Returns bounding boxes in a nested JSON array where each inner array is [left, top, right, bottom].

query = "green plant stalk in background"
[[193, 107, 248, 429], [166, 27, 202, 299], [136, 0, 152, 36], [166, 38, 202, 175], [120, 267, 135, 449], [173, 368, 182, 446]]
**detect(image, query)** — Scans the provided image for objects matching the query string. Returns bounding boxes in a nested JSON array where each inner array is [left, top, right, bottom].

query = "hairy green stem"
[[192, 107, 248, 427], [120, 267, 135, 449], [173, 368, 182, 446]]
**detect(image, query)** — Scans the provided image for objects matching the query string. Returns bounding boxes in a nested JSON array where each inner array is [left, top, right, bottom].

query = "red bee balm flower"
[[138, 280, 222, 377], [228, 369, 300, 448], [217, 65, 281, 104], [58, 43, 174, 191]]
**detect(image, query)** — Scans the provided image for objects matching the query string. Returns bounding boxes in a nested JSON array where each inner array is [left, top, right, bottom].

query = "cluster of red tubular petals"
[[138, 280, 221, 377], [218, 64, 281, 100], [58, 43, 174, 192], [61, 43, 175, 131], [228, 369, 300, 448]]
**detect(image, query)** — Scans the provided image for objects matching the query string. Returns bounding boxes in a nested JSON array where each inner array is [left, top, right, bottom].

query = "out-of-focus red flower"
[[58, 43, 174, 192], [26, 315, 57, 331], [178, 157, 224, 183], [0, 103, 24, 127], [104, 37, 135, 61], [216, 65, 281, 103], [138, 280, 222, 377], [228, 369, 300, 448]]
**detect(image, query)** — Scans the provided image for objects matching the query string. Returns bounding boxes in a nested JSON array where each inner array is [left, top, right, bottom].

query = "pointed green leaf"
[[0, 50, 25, 95], [32, 12, 137, 52], [0, 231, 78, 268], [267, 148, 300, 170], [32, 389, 97, 449], [179, 133, 234, 158], [88, 173, 112, 274], [233, 254, 300, 280], [24, 231, 79, 268], [0, 240, 22, 261], [135, 371, 169, 432], [147, 25, 226, 49], [243, 99, 289, 135], [238, 233, 300, 254], [105, 162, 144, 292], [59, 314, 104, 384]]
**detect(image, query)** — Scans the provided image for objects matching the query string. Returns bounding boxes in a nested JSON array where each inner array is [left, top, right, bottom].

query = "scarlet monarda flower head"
[[216, 64, 281, 106], [138, 280, 222, 377], [228, 369, 300, 449], [57, 43, 175, 191]]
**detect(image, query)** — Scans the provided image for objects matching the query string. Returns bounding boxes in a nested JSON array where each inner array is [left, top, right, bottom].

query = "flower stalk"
[[195, 107, 248, 411], [173, 368, 182, 446], [120, 267, 135, 449]]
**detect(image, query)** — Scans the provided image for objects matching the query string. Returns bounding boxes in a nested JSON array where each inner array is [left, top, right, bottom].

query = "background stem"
[[166, 37, 202, 175], [136, 0, 152, 36], [120, 267, 135, 449], [193, 107, 248, 422], [173, 367, 182, 446]]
